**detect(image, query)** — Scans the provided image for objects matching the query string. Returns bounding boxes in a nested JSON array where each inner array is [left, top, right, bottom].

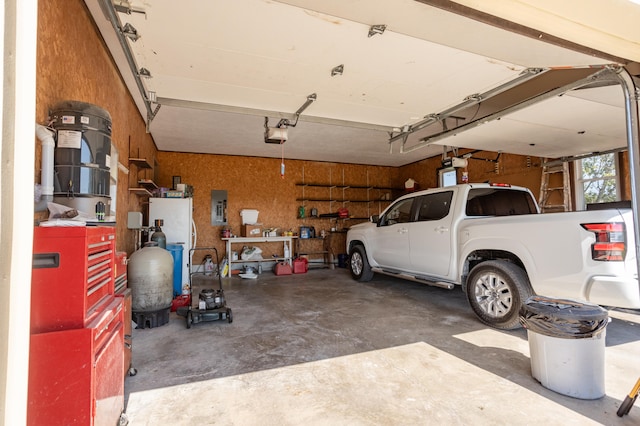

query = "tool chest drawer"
[[28, 297, 124, 426], [31, 226, 116, 333]]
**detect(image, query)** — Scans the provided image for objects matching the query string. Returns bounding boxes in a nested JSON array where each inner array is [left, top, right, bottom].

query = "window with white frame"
[[574, 153, 620, 210]]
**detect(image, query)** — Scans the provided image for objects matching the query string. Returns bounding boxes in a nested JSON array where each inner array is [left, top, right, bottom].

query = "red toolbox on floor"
[[293, 257, 308, 274]]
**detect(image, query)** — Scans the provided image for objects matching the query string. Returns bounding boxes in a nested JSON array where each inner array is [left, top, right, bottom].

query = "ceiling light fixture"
[[121, 23, 140, 42], [331, 64, 344, 77], [368, 24, 387, 37]]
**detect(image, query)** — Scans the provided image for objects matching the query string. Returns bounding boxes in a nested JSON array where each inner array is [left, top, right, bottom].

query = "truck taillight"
[[581, 222, 626, 261]]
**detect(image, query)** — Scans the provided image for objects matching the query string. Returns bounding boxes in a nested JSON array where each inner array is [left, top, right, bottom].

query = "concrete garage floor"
[[124, 268, 640, 425]]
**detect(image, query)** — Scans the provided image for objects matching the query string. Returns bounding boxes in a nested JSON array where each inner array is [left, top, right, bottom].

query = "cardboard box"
[[242, 224, 262, 237]]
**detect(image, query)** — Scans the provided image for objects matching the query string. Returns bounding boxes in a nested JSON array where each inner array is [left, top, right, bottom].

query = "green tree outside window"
[[577, 153, 619, 209]]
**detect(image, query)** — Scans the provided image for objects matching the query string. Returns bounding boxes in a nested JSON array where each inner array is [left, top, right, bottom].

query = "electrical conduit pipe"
[[35, 124, 55, 212]]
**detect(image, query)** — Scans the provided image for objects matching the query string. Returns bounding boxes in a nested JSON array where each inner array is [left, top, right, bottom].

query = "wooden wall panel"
[[156, 153, 399, 261], [397, 150, 543, 196], [35, 0, 157, 255], [620, 151, 631, 201]]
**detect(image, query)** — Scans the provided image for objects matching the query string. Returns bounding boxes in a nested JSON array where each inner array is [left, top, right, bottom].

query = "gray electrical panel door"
[[211, 190, 227, 226]]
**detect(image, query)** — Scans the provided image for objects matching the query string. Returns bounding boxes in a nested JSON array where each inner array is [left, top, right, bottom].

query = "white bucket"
[[527, 329, 606, 399], [240, 209, 259, 225]]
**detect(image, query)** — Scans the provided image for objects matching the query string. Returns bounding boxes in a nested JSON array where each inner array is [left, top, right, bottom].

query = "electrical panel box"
[[211, 190, 228, 226]]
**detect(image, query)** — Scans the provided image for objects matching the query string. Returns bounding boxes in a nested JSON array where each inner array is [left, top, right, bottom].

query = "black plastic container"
[[50, 100, 112, 198], [519, 295, 608, 339]]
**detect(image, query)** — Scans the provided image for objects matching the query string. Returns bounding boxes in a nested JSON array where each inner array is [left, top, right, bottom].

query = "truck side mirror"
[[371, 214, 379, 224]]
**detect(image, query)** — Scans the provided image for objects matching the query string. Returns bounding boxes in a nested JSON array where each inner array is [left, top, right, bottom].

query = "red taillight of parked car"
[[581, 222, 626, 261]]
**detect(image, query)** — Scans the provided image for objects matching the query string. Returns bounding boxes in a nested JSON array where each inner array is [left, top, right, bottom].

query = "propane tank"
[[128, 243, 173, 312], [150, 219, 166, 249]]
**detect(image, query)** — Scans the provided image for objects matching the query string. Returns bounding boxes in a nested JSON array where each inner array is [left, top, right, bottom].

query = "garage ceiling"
[[85, 0, 640, 167]]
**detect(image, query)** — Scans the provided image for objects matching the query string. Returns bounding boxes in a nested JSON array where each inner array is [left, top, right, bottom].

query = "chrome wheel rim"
[[472, 272, 512, 318], [350, 252, 363, 275]]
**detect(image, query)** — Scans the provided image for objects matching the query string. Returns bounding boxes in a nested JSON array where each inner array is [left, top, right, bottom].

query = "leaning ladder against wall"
[[538, 159, 572, 212]]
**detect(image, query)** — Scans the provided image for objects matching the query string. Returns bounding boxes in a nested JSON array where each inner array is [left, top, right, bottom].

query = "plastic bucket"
[[166, 244, 183, 297], [240, 209, 259, 224], [519, 296, 609, 399]]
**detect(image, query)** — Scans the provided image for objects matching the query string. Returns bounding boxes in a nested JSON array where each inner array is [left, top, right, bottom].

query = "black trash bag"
[[519, 295, 608, 339]]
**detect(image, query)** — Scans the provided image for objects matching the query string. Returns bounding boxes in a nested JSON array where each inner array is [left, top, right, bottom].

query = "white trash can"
[[520, 296, 609, 400]]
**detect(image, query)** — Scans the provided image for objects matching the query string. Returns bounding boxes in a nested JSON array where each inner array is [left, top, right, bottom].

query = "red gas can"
[[293, 257, 308, 274], [274, 262, 292, 275]]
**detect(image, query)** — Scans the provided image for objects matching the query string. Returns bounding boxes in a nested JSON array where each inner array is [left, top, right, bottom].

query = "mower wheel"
[[186, 311, 193, 329]]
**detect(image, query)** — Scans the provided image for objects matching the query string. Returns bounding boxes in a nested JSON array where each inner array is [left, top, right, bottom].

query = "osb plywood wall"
[[400, 149, 545, 192], [156, 152, 399, 261], [35, 0, 157, 254]]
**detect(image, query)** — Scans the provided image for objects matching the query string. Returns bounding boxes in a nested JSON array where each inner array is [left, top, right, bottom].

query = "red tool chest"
[[28, 226, 124, 426], [30, 226, 117, 333], [115, 250, 134, 378], [28, 298, 124, 425]]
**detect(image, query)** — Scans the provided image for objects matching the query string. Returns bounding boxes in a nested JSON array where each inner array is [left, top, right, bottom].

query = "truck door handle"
[[435, 226, 449, 233], [397, 227, 408, 234]]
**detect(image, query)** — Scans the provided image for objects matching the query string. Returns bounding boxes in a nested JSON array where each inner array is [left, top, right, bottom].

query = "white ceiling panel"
[[451, 0, 640, 62], [84, 0, 637, 166], [124, 0, 528, 127]]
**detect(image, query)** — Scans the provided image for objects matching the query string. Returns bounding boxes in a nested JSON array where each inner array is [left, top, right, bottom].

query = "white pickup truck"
[[346, 183, 640, 329]]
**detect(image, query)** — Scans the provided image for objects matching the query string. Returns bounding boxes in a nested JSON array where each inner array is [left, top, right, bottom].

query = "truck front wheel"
[[349, 245, 374, 282], [466, 260, 532, 330]]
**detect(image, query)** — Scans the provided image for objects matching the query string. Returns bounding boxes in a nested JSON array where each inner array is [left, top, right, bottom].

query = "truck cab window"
[[416, 191, 453, 221], [466, 188, 537, 216], [380, 198, 414, 226]]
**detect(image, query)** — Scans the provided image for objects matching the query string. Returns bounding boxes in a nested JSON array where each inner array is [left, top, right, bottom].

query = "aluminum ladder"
[[538, 160, 571, 212]]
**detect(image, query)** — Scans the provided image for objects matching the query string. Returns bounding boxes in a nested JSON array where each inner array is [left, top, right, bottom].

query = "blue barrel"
[[166, 244, 183, 297], [338, 253, 348, 268]]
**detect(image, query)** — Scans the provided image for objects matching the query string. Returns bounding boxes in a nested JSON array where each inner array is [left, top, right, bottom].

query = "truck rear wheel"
[[350, 245, 374, 282], [466, 260, 532, 330]]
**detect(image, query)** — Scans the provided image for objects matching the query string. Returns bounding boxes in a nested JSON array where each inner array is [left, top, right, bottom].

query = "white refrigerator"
[[149, 197, 196, 293]]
